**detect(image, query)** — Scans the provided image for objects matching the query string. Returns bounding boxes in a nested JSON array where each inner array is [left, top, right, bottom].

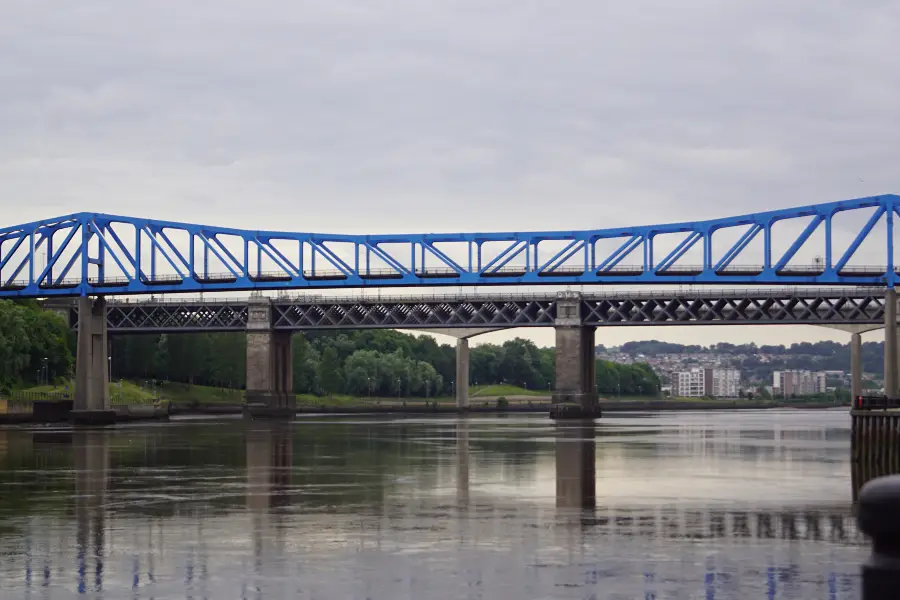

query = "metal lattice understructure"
[[5, 194, 900, 298], [63, 288, 889, 332]]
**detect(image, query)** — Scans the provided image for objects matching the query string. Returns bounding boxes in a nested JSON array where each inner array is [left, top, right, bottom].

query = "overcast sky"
[[1, 1, 899, 348]]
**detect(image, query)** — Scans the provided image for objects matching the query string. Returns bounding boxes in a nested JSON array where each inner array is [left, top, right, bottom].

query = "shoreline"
[[174, 399, 845, 416], [0, 400, 848, 425]]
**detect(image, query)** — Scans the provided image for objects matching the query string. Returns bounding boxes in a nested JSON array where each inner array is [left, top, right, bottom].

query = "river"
[[0, 409, 865, 599]]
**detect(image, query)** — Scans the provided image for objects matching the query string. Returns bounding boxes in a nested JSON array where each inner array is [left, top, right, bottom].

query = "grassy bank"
[[25, 380, 830, 409], [10, 380, 844, 414], [15, 381, 158, 405], [470, 384, 548, 397]]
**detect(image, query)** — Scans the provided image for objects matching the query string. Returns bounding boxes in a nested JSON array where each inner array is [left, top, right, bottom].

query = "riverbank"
[[0, 400, 847, 425], [1, 379, 847, 425], [167, 399, 845, 417]]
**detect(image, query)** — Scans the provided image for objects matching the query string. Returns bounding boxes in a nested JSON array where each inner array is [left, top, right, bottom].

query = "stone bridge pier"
[[551, 292, 601, 419], [244, 297, 296, 419], [72, 296, 115, 425]]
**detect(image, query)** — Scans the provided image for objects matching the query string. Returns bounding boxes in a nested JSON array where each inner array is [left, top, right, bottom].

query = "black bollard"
[[858, 475, 900, 599]]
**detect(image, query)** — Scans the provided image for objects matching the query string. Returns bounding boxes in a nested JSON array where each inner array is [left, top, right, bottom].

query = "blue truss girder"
[[1, 194, 899, 298]]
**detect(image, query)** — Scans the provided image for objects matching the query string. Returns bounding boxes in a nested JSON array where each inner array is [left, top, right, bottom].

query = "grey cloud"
[[2, 1, 897, 227]]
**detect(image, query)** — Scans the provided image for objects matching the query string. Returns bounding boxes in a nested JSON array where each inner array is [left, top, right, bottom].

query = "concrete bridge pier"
[[551, 292, 600, 419], [821, 322, 885, 403], [456, 338, 469, 410], [420, 327, 503, 410], [72, 296, 115, 425], [244, 298, 296, 419], [886, 288, 898, 398]]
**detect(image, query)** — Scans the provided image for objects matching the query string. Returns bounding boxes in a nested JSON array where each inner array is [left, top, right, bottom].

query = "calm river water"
[[0, 410, 865, 599]]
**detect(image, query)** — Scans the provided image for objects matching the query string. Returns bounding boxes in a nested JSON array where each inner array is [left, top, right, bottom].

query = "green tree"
[[292, 334, 320, 394], [318, 346, 344, 396]]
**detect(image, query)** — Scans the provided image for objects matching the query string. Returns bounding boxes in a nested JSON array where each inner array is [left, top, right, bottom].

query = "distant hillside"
[[604, 340, 885, 376]]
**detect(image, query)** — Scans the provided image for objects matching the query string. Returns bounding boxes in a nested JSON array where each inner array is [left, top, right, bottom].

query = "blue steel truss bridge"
[[52, 287, 888, 333], [5, 193, 900, 298], [33, 193, 900, 422]]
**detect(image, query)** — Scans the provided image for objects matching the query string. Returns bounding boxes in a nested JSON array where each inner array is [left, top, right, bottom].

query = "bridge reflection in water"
[[0, 416, 867, 598], [73, 430, 108, 596]]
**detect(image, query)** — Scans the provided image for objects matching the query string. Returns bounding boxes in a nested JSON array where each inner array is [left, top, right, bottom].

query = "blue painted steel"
[[1, 195, 899, 298]]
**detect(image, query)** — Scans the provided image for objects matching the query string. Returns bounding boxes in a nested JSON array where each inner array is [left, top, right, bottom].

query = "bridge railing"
[[5, 263, 897, 293], [100, 286, 891, 307], [856, 395, 900, 410]]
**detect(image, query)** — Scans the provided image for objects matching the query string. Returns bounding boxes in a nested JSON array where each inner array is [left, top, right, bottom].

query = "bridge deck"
[[47, 288, 890, 332]]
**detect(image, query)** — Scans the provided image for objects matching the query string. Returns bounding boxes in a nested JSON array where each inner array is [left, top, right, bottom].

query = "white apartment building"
[[674, 368, 741, 398], [773, 370, 827, 397], [675, 368, 706, 397], [710, 369, 741, 398]]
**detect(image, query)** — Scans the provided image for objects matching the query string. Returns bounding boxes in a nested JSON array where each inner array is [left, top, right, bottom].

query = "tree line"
[[110, 330, 661, 397], [0, 300, 73, 392]]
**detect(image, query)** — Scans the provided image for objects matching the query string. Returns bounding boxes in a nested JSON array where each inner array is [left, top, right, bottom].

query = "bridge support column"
[[851, 332, 863, 403], [456, 338, 469, 410], [244, 298, 295, 419], [887, 289, 898, 398], [72, 297, 115, 425], [550, 292, 600, 419]]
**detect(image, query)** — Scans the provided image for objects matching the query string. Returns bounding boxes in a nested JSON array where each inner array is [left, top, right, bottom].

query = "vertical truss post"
[[97, 224, 105, 284], [46, 232, 53, 285], [887, 197, 895, 286]]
